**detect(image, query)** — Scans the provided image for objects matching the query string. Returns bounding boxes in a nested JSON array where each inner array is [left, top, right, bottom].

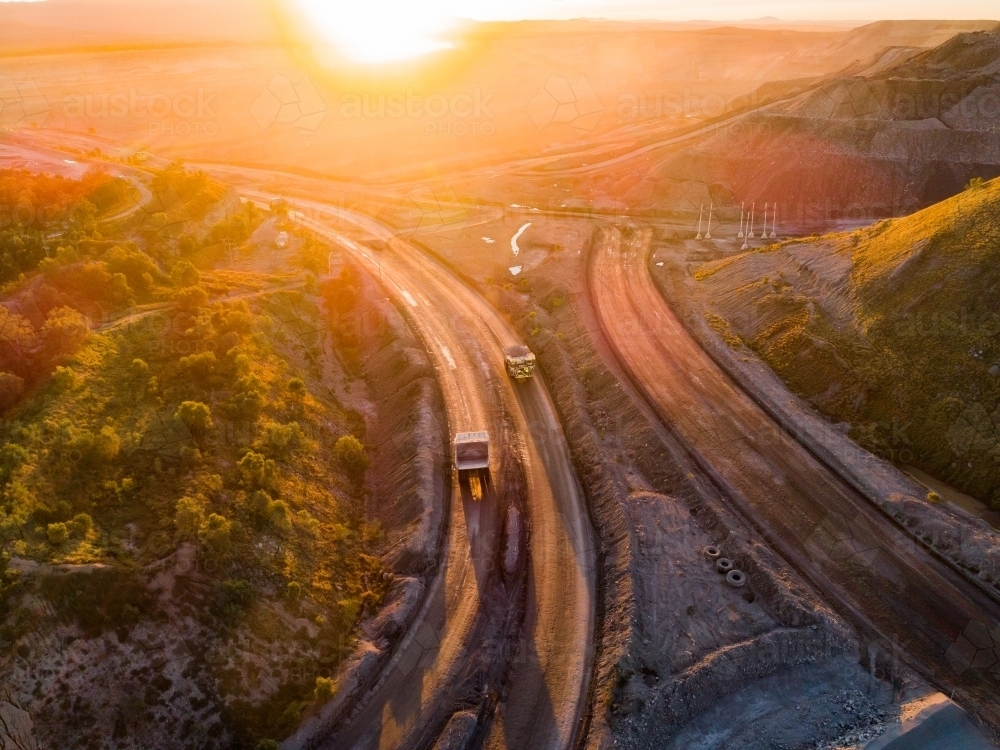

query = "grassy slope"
[[0, 166, 389, 747], [704, 177, 1000, 508]]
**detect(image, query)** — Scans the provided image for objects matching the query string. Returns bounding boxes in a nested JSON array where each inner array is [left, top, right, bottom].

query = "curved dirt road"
[[283, 194, 596, 749], [590, 226, 1000, 732]]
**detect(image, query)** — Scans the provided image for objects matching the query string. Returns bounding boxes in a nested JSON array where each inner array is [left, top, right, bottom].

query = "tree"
[[131, 358, 149, 381], [47, 522, 68, 546], [0, 372, 24, 412], [175, 401, 214, 438], [0, 308, 36, 369], [0, 443, 28, 485], [171, 260, 201, 288], [53, 366, 78, 391], [314, 677, 335, 702], [91, 425, 120, 464], [200, 513, 232, 555], [175, 496, 206, 541], [174, 286, 208, 313], [40, 306, 89, 357], [178, 351, 217, 384], [237, 450, 275, 489], [287, 377, 306, 399], [334, 435, 368, 476], [69, 513, 93, 538]]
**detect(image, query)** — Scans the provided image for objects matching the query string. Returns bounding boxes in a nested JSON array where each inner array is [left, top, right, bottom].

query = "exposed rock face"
[[663, 27, 1000, 215]]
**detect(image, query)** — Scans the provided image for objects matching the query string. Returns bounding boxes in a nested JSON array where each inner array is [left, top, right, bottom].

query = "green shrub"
[[53, 366, 78, 391], [92, 426, 120, 464], [238, 451, 275, 489], [259, 421, 304, 457], [249, 490, 290, 534], [296, 510, 319, 535], [178, 351, 218, 383], [0, 444, 28, 485], [227, 389, 266, 423], [174, 496, 206, 541], [265, 500, 291, 534], [313, 676, 335, 702], [130, 358, 149, 381], [0, 372, 25, 412], [40, 306, 89, 356], [174, 286, 208, 312], [287, 377, 306, 400], [69, 513, 93, 538], [200, 513, 232, 555], [46, 522, 68, 546], [175, 401, 214, 437], [171, 260, 201, 288], [333, 435, 368, 476], [220, 579, 255, 609]]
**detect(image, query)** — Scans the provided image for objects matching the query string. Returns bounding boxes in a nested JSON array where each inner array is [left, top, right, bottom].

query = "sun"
[[289, 1, 458, 65]]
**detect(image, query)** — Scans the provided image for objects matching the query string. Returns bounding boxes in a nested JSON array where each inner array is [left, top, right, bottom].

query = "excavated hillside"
[[693, 176, 1000, 511], [664, 25, 1000, 215]]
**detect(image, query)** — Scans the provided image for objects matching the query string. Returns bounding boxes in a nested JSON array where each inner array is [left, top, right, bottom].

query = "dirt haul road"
[[267, 190, 596, 750], [590, 226, 1000, 733]]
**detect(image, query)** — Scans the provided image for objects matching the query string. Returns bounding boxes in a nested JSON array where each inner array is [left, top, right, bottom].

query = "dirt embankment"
[[655, 241, 1000, 595], [286, 262, 449, 746], [486, 233, 862, 749], [352, 267, 447, 578]]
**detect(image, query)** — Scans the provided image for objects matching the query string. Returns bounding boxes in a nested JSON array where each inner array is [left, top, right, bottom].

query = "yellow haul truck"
[[504, 345, 536, 382], [454, 431, 489, 500]]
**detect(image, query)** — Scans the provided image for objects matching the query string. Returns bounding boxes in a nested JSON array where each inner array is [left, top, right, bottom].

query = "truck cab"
[[503, 345, 536, 382]]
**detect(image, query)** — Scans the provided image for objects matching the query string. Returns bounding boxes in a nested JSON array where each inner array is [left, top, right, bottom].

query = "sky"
[[291, 0, 999, 62]]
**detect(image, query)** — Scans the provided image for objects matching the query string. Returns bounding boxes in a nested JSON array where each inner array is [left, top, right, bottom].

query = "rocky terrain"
[[661, 26, 1000, 215]]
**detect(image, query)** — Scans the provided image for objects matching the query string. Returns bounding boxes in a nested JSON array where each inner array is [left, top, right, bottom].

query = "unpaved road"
[[273, 191, 596, 749], [590, 226, 1000, 732]]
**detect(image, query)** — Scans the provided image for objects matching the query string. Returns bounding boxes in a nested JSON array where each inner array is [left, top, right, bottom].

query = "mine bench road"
[[590, 226, 1000, 734]]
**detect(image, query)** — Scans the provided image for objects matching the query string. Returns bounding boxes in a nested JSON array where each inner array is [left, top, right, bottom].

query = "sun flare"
[[290, 1, 459, 64]]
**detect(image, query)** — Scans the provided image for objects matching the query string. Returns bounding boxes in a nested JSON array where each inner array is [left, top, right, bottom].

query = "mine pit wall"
[[652, 257, 1000, 593], [666, 113, 1000, 216], [617, 626, 851, 746], [354, 284, 447, 578], [492, 265, 853, 750]]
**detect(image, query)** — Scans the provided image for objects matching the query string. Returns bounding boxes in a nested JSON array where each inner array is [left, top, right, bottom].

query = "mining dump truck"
[[504, 345, 536, 382], [454, 431, 489, 500]]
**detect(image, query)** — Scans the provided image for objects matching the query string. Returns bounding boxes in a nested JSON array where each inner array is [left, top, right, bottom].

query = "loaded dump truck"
[[504, 345, 536, 382], [454, 431, 489, 500]]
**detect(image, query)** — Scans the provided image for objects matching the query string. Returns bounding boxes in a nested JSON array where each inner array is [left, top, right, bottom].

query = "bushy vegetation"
[[0, 165, 388, 747], [710, 177, 1000, 508], [0, 168, 133, 284]]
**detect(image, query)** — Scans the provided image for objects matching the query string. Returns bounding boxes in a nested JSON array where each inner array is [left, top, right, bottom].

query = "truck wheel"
[[704, 545, 721, 560], [716, 558, 734, 574], [726, 570, 746, 588]]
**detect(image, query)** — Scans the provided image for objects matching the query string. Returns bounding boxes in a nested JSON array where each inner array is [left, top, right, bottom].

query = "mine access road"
[[239, 181, 596, 750], [590, 224, 1000, 732]]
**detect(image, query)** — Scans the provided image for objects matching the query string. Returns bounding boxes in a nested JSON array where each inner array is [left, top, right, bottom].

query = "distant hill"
[[662, 24, 1000, 215], [694, 177, 1000, 509], [0, 0, 279, 49]]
